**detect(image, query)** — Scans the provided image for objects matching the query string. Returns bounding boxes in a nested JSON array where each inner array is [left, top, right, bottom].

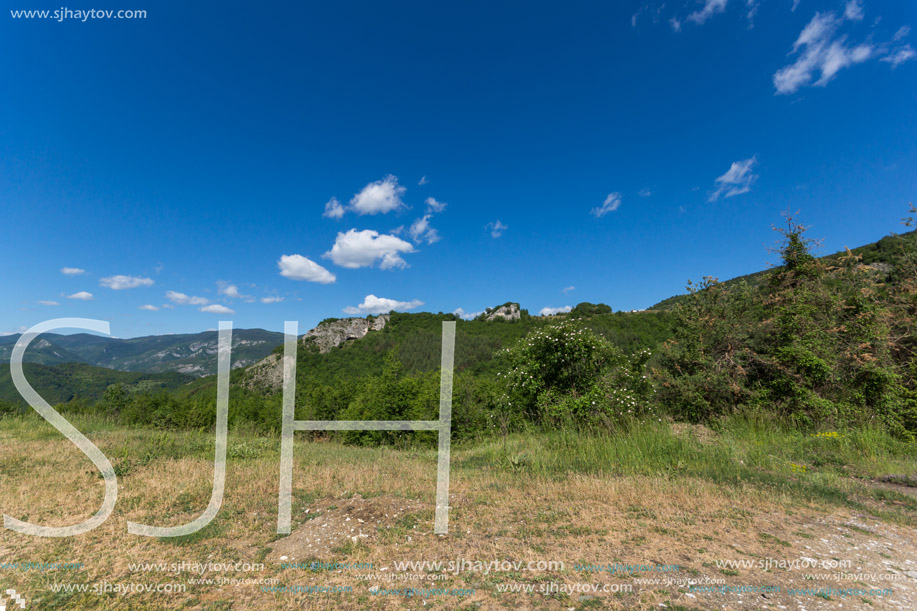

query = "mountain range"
[[0, 328, 284, 376]]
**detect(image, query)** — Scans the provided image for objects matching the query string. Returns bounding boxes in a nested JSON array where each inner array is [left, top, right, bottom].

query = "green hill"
[[0, 362, 191, 407], [650, 230, 916, 310]]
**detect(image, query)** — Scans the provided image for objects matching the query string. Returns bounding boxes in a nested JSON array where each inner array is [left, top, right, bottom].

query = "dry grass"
[[1, 417, 915, 610]]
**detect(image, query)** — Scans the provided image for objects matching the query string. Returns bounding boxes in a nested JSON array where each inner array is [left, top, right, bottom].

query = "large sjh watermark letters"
[[5, 319, 455, 537]]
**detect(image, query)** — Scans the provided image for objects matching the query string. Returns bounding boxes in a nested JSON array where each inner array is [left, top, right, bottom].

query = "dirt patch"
[[267, 494, 426, 562]]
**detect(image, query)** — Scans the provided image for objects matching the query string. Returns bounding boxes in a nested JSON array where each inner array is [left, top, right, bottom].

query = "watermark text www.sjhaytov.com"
[[10, 8, 146, 21]]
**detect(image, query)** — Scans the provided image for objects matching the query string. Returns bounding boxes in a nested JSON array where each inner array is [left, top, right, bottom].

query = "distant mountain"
[[0, 329, 284, 377], [0, 335, 85, 365], [650, 230, 916, 310]]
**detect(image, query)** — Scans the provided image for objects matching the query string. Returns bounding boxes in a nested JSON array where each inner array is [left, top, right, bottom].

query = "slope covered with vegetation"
[[7, 209, 916, 445], [0, 362, 191, 412]]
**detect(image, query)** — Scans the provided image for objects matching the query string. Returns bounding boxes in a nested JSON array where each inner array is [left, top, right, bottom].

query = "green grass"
[[456, 415, 917, 522], [4, 410, 915, 526]]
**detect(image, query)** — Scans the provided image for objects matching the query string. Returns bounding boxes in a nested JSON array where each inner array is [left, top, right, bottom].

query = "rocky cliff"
[[241, 315, 390, 392], [484, 303, 521, 321], [302, 314, 389, 353]]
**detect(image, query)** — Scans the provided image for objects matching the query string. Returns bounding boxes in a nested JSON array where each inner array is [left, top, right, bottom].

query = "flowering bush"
[[496, 321, 655, 427]]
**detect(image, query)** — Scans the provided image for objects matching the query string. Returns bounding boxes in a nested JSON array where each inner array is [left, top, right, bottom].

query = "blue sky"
[[2, 0, 915, 337]]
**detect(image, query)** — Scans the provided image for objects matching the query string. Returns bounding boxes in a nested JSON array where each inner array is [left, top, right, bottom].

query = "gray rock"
[[302, 314, 389, 353], [484, 303, 521, 322], [241, 315, 389, 392]]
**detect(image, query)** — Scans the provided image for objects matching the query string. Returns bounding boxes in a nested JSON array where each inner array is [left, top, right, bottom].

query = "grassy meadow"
[[1, 412, 915, 610]]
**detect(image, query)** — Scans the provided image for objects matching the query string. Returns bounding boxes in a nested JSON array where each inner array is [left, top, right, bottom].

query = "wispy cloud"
[[562, 286, 575, 295], [710, 156, 758, 201], [277, 254, 337, 283], [407, 197, 447, 245], [418, 175, 428, 185], [539, 305, 572, 316], [200, 304, 234, 315], [324, 229, 415, 270], [843, 0, 863, 22], [60, 267, 86, 275], [138, 304, 159, 311], [67, 291, 93, 300], [773, 9, 882, 94], [425, 197, 447, 213], [687, 0, 729, 26], [165, 290, 209, 306], [99, 275, 154, 290], [343, 294, 423, 315], [38, 300, 60, 306], [591, 192, 622, 217], [409, 215, 440, 245], [639, 187, 653, 198], [486, 220, 507, 238], [882, 45, 916, 68], [261, 296, 284, 304]]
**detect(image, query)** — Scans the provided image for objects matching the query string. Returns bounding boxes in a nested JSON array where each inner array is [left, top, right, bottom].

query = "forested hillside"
[[5, 210, 915, 444]]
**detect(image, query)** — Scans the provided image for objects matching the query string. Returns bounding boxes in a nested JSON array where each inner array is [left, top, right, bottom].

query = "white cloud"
[[486, 220, 507, 238], [562, 286, 575, 295], [791, 0, 801, 12], [323, 197, 345, 219], [893, 26, 910, 42], [882, 45, 916, 67], [261, 296, 284, 304], [200, 304, 234, 315], [99, 275, 154, 290], [418, 175, 428, 185], [592, 192, 623, 217], [60, 267, 86, 275], [349, 175, 406, 215], [746, 0, 760, 25], [38, 300, 60, 306], [67, 291, 93, 301], [844, 0, 863, 22], [166, 290, 209, 306], [631, 6, 643, 28], [710, 156, 758, 201], [324, 229, 415, 270], [425, 197, 447, 213], [453, 307, 483, 320], [343, 294, 423, 315], [138, 304, 159, 311], [217, 282, 254, 301], [539, 305, 573, 316], [669, 17, 682, 32], [218, 283, 242, 298], [278, 254, 337, 283], [639, 187, 653, 198], [773, 11, 877, 94], [687, 0, 729, 25], [409, 215, 440, 245]]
